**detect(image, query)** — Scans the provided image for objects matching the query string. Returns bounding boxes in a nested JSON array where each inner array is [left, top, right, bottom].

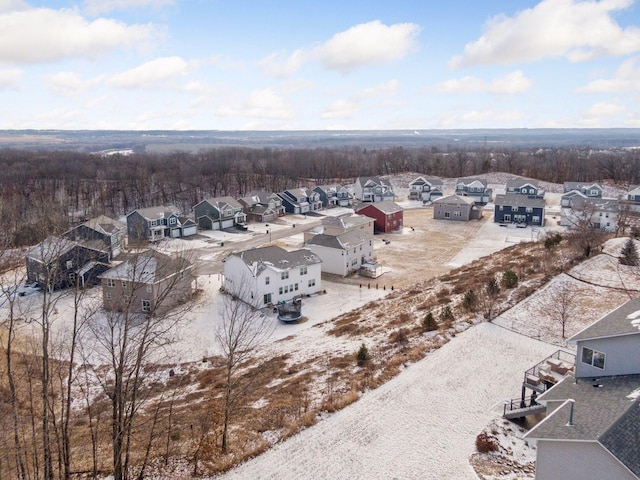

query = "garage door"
[[170, 228, 181, 238], [221, 219, 234, 229], [182, 226, 197, 237]]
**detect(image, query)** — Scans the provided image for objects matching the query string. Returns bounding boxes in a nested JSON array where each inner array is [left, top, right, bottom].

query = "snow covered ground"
[[215, 323, 558, 480]]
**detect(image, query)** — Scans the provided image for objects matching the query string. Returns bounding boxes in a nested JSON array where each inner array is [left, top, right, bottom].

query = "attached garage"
[[182, 225, 197, 237], [221, 219, 234, 229], [170, 228, 181, 238]]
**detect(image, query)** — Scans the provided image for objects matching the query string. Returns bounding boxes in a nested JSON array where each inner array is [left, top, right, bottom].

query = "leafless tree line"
[[1, 146, 639, 247]]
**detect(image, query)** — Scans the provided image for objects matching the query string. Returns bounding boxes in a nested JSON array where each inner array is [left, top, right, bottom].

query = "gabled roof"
[[129, 205, 180, 220], [564, 181, 603, 193], [81, 215, 126, 234], [433, 194, 476, 206], [100, 251, 193, 283], [506, 178, 540, 189], [356, 201, 403, 214], [196, 196, 243, 210], [315, 184, 346, 194], [409, 176, 443, 187], [357, 176, 393, 188], [526, 373, 640, 477], [26, 236, 108, 263], [494, 193, 545, 208], [247, 190, 281, 204], [456, 177, 488, 188], [628, 185, 640, 196], [227, 246, 321, 277], [568, 197, 619, 213], [569, 298, 640, 342], [307, 231, 370, 250], [322, 213, 372, 230]]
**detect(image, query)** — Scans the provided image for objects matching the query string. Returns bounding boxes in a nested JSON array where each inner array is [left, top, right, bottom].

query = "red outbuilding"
[[355, 201, 404, 233]]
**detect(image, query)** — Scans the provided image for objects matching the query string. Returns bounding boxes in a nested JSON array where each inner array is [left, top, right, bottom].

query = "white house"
[[354, 176, 395, 203], [223, 246, 322, 308], [560, 197, 619, 232], [306, 231, 374, 276]]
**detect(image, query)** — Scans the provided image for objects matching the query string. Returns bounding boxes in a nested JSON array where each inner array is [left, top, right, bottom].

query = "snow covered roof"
[[506, 177, 540, 189], [356, 201, 403, 214], [81, 215, 126, 234], [433, 194, 476, 206], [494, 193, 545, 208], [456, 177, 488, 188], [100, 251, 193, 283], [307, 231, 370, 250], [130, 205, 180, 220], [229, 245, 321, 276], [322, 213, 372, 229]]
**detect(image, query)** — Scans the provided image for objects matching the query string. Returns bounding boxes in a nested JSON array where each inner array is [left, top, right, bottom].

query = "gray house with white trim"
[[433, 195, 483, 221], [525, 299, 640, 480]]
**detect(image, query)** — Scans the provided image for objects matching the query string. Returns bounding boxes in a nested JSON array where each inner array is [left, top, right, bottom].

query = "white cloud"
[[45, 71, 103, 96], [433, 70, 532, 95], [0, 68, 22, 90], [315, 20, 420, 73], [0, 5, 162, 65], [216, 88, 294, 120], [108, 57, 192, 89], [260, 48, 307, 77], [321, 100, 360, 119], [450, 0, 640, 68], [578, 56, 640, 92], [83, 0, 175, 15], [577, 100, 627, 125], [358, 79, 400, 99]]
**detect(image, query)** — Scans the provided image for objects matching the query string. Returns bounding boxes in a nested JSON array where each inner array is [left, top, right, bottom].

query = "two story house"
[[561, 182, 604, 207], [354, 176, 395, 203], [408, 176, 444, 202], [494, 193, 545, 226], [313, 184, 353, 208], [306, 231, 373, 276], [525, 298, 640, 480], [505, 178, 545, 198], [26, 236, 111, 290], [64, 215, 126, 259], [99, 251, 194, 314], [560, 197, 619, 232], [193, 196, 247, 230], [433, 195, 483, 221], [454, 177, 492, 205], [223, 245, 322, 308], [127, 206, 197, 243], [278, 188, 322, 214], [238, 191, 285, 223], [356, 201, 403, 233]]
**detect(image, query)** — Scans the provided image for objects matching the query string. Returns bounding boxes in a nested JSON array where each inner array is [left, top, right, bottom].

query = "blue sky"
[[1, 0, 639, 130]]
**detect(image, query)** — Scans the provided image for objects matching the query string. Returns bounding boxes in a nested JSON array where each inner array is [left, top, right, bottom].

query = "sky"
[[1, 0, 640, 130]]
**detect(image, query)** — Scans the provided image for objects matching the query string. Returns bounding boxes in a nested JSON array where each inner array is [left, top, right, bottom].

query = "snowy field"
[[215, 323, 558, 480]]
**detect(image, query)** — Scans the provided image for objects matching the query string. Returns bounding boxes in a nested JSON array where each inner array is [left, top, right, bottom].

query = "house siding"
[[574, 335, 640, 378], [356, 205, 403, 232], [307, 240, 373, 276], [535, 441, 637, 480], [127, 211, 150, 243]]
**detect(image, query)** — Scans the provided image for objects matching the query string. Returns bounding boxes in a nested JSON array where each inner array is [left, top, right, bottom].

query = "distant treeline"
[[1, 145, 639, 246]]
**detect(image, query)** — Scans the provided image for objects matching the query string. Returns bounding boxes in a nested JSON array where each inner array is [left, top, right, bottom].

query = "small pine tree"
[[501, 270, 518, 289], [486, 277, 500, 296], [619, 238, 639, 266], [356, 343, 370, 366], [422, 311, 438, 332], [462, 290, 478, 311], [544, 232, 562, 250], [439, 305, 455, 324]]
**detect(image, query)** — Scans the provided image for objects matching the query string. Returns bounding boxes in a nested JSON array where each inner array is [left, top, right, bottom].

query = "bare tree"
[[86, 248, 196, 480], [547, 281, 577, 339], [216, 282, 273, 453]]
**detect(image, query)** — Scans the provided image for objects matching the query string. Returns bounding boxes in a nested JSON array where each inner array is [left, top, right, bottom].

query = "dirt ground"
[[325, 207, 488, 289]]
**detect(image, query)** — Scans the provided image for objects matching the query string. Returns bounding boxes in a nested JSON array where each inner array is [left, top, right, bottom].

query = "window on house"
[[107, 278, 115, 287], [511, 206, 518, 212], [122, 281, 127, 288], [281, 271, 289, 280], [284, 285, 289, 293], [300, 266, 307, 275], [499, 205, 504, 211], [106, 292, 112, 300], [295, 283, 298, 291], [532, 216, 540, 224], [146, 284, 153, 293], [581, 347, 605, 369], [265, 276, 270, 285], [169, 217, 177, 225], [308, 279, 316, 287], [142, 299, 151, 312], [454, 211, 461, 216], [526, 207, 533, 213], [264, 293, 272, 304], [66, 260, 73, 269], [504, 214, 511, 222], [279, 287, 283, 295]]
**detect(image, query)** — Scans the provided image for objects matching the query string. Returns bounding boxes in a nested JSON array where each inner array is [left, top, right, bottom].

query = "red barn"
[[355, 201, 403, 233]]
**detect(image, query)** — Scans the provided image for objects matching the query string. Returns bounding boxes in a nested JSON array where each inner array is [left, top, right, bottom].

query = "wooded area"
[[1, 145, 639, 247]]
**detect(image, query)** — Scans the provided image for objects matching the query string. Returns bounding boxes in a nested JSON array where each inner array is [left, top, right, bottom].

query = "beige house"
[[99, 251, 194, 314]]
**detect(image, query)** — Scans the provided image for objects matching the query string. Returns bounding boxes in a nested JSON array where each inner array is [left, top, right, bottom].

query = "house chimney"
[[566, 399, 576, 426]]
